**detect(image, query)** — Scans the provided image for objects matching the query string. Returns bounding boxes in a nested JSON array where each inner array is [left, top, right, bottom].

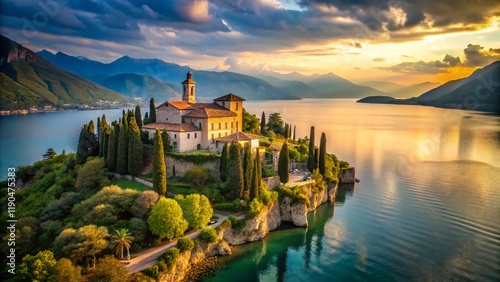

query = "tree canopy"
[[18, 250, 57, 282], [175, 194, 213, 230], [88, 256, 130, 282], [278, 142, 290, 184], [267, 113, 284, 136], [128, 117, 143, 176], [147, 198, 188, 240], [242, 108, 260, 134], [75, 158, 109, 196], [227, 143, 244, 200]]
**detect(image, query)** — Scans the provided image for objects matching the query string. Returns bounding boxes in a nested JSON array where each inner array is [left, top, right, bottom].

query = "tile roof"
[[168, 101, 194, 110], [142, 123, 201, 132], [214, 93, 245, 101], [183, 108, 237, 118], [215, 132, 260, 142]]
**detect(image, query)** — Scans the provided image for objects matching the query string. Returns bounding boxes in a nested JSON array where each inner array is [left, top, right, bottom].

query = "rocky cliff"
[[156, 182, 338, 281], [157, 239, 231, 282], [339, 167, 356, 183]]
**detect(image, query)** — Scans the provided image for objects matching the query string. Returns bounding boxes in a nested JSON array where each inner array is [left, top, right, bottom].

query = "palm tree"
[[109, 229, 134, 260]]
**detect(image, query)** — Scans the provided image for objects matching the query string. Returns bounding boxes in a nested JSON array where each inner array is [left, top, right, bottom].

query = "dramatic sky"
[[1, 0, 499, 84]]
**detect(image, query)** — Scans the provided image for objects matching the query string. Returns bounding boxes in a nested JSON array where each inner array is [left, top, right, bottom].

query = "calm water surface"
[[1, 99, 499, 281]]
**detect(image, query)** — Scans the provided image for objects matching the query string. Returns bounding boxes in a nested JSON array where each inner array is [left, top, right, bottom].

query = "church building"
[[143, 72, 260, 153]]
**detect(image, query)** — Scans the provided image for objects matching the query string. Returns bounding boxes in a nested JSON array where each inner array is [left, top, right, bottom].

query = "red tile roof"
[[142, 123, 200, 132], [215, 132, 260, 142], [214, 93, 245, 101]]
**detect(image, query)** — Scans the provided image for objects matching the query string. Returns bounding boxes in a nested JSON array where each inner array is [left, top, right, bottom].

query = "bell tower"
[[182, 71, 196, 103]]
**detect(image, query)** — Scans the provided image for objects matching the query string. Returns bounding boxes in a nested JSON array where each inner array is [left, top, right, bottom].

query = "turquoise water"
[[1, 100, 499, 281]]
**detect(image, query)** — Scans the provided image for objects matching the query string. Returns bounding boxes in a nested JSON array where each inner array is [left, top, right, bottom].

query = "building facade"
[[143, 72, 257, 153]]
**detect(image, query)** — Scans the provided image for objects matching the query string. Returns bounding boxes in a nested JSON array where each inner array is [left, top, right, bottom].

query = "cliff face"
[[223, 201, 281, 245], [159, 239, 232, 282], [339, 168, 356, 183], [157, 182, 339, 281]]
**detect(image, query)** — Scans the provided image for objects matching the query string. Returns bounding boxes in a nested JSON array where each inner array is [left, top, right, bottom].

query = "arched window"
[[225, 122, 228, 129], [236, 121, 239, 130], [236, 102, 239, 110], [190, 86, 194, 96], [211, 123, 214, 130], [219, 123, 221, 129], [231, 122, 233, 128]]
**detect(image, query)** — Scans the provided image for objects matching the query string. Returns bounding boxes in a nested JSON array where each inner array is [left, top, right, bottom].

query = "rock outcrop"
[[158, 239, 232, 282], [157, 181, 339, 281], [338, 167, 356, 183], [223, 201, 280, 245]]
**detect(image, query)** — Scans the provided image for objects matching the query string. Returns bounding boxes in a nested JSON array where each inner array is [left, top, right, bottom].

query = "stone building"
[[143, 72, 259, 153]]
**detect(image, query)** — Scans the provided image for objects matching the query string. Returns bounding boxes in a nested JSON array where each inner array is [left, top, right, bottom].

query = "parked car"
[[208, 219, 218, 225]]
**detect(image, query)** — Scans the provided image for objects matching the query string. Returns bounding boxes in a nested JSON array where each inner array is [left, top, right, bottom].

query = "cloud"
[[373, 57, 386, 62], [384, 44, 499, 74], [463, 44, 500, 67]]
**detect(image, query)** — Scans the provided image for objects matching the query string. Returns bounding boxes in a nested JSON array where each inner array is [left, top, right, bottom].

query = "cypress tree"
[[314, 147, 319, 170], [144, 112, 150, 125], [293, 125, 296, 142], [220, 143, 229, 182], [102, 114, 107, 127], [260, 111, 266, 135], [250, 154, 259, 200], [149, 98, 156, 123], [135, 105, 143, 127], [128, 118, 143, 176], [256, 148, 262, 185], [106, 126, 117, 172], [283, 123, 289, 139], [153, 129, 167, 196], [116, 121, 128, 174], [227, 143, 244, 200], [88, 120, 95, 135], [76, 123, 98, 165], [319, 132, 327, 176], [161, 129, 172, 152], [278, 142, 290, 184], [307, 126, 316, 172], [97, 117, 101, 130], [102, 128, 109, 158], [243, 144, 253, 197], [98, 127, 104, 157]]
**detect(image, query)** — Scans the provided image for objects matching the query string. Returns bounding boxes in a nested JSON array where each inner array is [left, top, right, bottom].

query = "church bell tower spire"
[[182, 70, 196, 103]]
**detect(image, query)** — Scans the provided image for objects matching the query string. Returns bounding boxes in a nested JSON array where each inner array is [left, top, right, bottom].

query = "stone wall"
[[338, 167, 356, 184], [264, 176, 280, 190], [165, 155, 220, 178]]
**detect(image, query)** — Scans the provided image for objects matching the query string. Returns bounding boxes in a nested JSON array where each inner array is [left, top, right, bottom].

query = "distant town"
[[0, 99, 146, 116]]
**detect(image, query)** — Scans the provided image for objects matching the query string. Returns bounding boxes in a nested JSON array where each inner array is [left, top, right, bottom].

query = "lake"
[[1, 99, 499, 281]]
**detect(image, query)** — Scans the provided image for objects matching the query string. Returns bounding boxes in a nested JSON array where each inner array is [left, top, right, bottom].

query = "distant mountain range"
[[358, 61, 500, 113], [355, 81, 441, 98], [0, 35, 127, 111], [38, 51, 300, 101]]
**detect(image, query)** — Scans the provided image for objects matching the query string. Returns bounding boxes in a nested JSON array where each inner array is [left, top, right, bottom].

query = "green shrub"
[[277, 186, 310, 207], [199, 185, 225, 203], [246, 198, 263, 219], [228, 215, 246, 231], [213, 200, 242, 212], [176, 237, 195, 252], [199, 228, 218, 243], [262, 165, 277, 177], [258, 187, 278, 206], [259, 137, 271, 147], [166, 152, 220, 164], [144, 265, 159, 278], [157, 261, 167, 272], [159, 247, 180, 269], [184, 166, 216, 187]]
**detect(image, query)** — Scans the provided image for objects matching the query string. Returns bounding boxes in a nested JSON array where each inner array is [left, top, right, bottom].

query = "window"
[[211, 134, 214, 140], [231, 122, 233, 128], [199, 123, 202, 129], [218, 123, 221, 129], [195, 133, 197, 138], [222, 101, 225, 107], [187, 133, 190, 139], [218, 133, 221, 138], [236, 102, 239, 110], [211, 123, 214, 130], [174, 134, 177, 139], [173, 142, 177, 148], [225, 132, 228, 136], [236, 121, 239, 130], [225, 122, 228, 129]]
